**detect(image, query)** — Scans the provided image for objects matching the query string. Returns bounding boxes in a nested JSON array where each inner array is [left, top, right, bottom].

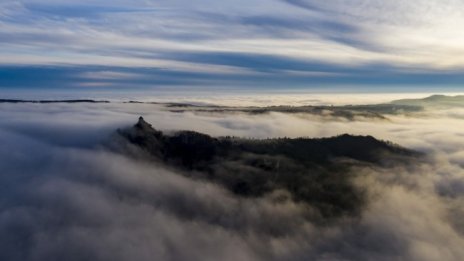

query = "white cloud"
[[0, 96, 464, 260], [2, 0, 464, 73]]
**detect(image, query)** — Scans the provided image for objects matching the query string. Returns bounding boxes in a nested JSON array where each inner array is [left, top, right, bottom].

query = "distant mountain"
[[391, 94, 464, 108], [0, 99, 109, 103], [154, 95, 464, 118], [164, 103, 422, 120], [111, 117, 419, 221], [161, 95, 464, 118], [3, 97, 448, 119]]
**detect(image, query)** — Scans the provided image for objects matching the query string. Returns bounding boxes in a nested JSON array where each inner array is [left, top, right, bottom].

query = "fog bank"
[[0, 98, 463, 260]]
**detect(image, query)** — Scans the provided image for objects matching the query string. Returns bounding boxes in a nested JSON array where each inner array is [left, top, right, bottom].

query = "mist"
[[0, 96, 463, 260]]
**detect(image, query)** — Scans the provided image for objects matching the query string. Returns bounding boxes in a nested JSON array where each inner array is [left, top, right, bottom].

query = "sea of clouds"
[[0, 96, 463, 260]]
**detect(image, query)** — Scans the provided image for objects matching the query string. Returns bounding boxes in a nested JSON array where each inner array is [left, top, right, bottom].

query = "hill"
[[111, 117, 420, 220], [391, 94, 464, 108]]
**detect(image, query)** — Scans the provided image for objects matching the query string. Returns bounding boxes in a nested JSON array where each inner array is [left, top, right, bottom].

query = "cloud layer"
[[0, 96, 463, 260]]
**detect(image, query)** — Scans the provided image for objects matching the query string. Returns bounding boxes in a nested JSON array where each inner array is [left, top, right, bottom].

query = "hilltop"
[[110, 117, 419, 220]]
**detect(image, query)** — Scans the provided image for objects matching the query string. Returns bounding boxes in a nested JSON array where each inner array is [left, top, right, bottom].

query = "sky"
[[1, 0, 464, 91]]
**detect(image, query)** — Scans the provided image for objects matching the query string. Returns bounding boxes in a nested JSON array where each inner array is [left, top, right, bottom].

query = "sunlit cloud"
[[0, 96, 464, 260], [1, 0, 464, 89]]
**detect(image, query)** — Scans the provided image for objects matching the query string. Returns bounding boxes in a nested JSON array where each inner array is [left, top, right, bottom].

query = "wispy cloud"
[[1, 0, 464, 89]]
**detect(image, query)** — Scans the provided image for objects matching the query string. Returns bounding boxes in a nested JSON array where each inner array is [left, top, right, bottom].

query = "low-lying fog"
[[0, 94, 463, 261]]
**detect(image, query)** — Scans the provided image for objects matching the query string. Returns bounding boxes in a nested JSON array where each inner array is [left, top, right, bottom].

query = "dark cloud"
[[23, 3, 157, 19], [281, 0, 328, 13], [3, 63, 464, 90]]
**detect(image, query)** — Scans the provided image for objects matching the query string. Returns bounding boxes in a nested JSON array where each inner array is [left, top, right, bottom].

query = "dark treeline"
[[110, 117, 419, 221], [0, 99, 110, 103]]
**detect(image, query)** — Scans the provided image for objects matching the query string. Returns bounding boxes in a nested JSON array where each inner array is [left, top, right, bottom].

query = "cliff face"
[[112, 117, 419, 220]]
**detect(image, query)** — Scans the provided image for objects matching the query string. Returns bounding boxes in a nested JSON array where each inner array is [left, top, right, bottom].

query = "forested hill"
[[111, 117, 419, 220]]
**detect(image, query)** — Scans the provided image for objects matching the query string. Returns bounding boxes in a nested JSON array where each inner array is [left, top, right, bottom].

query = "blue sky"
[[1, 0, 464, 91]]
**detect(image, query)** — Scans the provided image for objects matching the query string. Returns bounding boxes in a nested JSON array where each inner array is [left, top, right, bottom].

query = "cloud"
[[0, 96, 463, 260], [1, 0, 464, 88]]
